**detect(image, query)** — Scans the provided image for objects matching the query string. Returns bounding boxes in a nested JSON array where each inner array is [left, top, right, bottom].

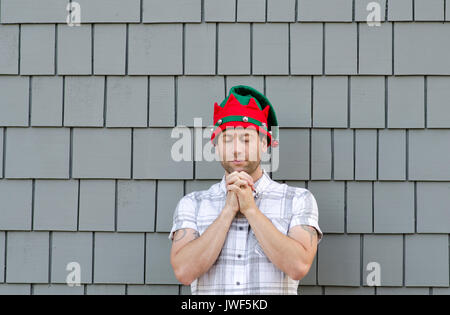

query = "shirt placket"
[[234, 216, 247, 290]]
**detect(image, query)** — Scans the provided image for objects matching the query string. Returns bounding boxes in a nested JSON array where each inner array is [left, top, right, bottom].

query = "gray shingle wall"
[[0, 0, 449, 295]]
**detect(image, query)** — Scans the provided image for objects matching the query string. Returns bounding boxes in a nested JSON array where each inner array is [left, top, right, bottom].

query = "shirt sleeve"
[[168, 194, 199, 241], [289, 188, 323, 244]]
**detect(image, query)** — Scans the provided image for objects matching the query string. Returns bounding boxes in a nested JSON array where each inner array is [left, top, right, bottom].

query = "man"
[[169, 85, 322, 295]]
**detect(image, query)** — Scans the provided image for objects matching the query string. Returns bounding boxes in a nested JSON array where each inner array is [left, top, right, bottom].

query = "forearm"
[[245, 208, 311, 279], [172, 207, 236, 284]]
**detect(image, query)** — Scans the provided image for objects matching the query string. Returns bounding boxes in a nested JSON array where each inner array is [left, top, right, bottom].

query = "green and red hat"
[[210, 85, 279, 148]]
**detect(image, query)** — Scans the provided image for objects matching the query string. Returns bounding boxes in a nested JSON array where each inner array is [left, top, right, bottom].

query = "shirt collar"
[[219, 169, 272, 197]]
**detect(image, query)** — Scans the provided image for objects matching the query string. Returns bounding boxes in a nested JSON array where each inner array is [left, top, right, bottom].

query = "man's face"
[[215, 126, 268, 174]]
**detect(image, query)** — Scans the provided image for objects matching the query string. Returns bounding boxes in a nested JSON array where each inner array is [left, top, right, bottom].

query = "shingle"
[[405, 235, 449, 287], [324, 287, 375, 295], [0, 179, 32, 230], [414, 0, 444, 21], [127, 284, 179, 295], [5, 128, 69, 179], [176, 76, 224, 127], [117, 180, 156, 232], [218, 23, 251, 75], [0, 0, 67, 23], [267, 0, 295, 21], [31, 76, 63, 126], [86, 285, 126, 295], [311, 129, 331, 180], [416, 182, 450, 233], [20, 24, 54, 75], [204, 0, 236, 22], [33, 284, 84, 295], [350, 76, 385, 128], [133, 128, 193, 179], [0, 284, 30, 295], [237, 0, 265, 22], [427, 76, 450, 128], [57, 24, 92, 75], [94, 232, 145, 284], [333, 129, 354, 180], [185, 23, 216, 75], [0, 25, 19, 74], [74, 0, 140, 22], [388, 0, 413, 21], [142, 0, 201, 23], [298, 0, 353, 21], [298, 286, 322, 295], [378, 130, 406, 180], [355, 130, 377, 180], [388, 76, 424, 128], [308, 181, 345, 233], [128, 24, 182, 75], [64, 76, 104, 127], [395, 23, 450, 74], [377, 287, 429, 295], [347, 181, 372, 233], [411, 131, 448, 179], [6, 232, 49, 283], [290, 23, 323, 75], [226, 76, 264, 93], [318, 235, 360, 286], [79, 180, 115, 231], [409, 130, 450, 180], [51, 232, 92, 283], [253, 23, 289, 75], [146, 233, 178, 284], [156, 181, 184, 232], [0, 76, 29, 126], [33, 180, 78, 231], [355, 0, 386, 22], [359, 22, 392, 75], [325, 23, 357, 75], [148, 76, 175, 127], [374, 182, 414, 233], [363, 235, 403, 286], [313, 76, 348, 128], [266, 76, 311, 127], [72, 128, 131, 179], [271, 129, 309, 180], [93, 24, 126, 75], [106, 76, 147, 127]]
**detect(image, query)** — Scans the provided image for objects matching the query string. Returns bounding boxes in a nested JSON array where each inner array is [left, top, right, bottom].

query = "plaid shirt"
[[169, 169, 323, 295]]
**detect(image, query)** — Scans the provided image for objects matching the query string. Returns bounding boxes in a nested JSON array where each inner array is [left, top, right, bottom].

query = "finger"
[[238, 171, 254, 186], [233, 179, 249, 189], [227, 184, 241, 194]]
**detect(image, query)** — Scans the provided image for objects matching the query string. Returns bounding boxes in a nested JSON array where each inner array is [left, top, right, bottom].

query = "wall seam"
[[3, 232, 7, 283], [55, 24, 58, 75], [114, 180, 118, 232], [2, 128, 5, 178], [154, 181, 158, 233], [91, 24, 94, 75], [18, 24, 21, 74], [77, 180, 80, 231], [125, 24, 129, 75], [48, 231, 52, 283], [103, 76, 107, 127], [31, 179, 35, 230]]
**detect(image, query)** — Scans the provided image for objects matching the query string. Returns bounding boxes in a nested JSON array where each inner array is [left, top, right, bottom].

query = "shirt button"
[[236, 281, 240, 285], [237, 254, 242, 258], [239, 226, 243, 231]]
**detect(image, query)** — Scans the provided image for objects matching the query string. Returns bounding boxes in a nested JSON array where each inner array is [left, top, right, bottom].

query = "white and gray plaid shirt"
[[169, 169, 323, 295]]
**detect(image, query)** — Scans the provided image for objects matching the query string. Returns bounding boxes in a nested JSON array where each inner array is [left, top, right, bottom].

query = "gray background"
[[0, 0, 449, 295]]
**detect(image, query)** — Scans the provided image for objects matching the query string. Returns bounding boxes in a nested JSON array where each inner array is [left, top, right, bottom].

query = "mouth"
[[232, 160, 245, 164]]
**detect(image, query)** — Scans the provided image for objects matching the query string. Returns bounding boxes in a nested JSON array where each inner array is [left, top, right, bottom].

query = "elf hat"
[[210, 85, 279, 148]]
